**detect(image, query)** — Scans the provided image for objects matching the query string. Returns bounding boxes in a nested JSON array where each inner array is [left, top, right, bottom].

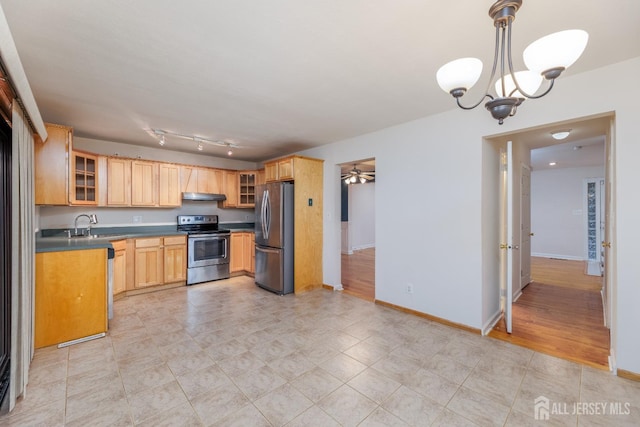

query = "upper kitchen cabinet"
[[238, 171, 257, 208], [256, 169, 265, 186], [107, 157, 177, 207], [158, 163, 181, 207], [34, 123, 72, 205], [34, 123, 101, 206], [131, 160, 158, 206], [218, 170, 238, 208], [69, 151, 98, 205], [263, 156, 298, 182], [107, 157, 132, 206]]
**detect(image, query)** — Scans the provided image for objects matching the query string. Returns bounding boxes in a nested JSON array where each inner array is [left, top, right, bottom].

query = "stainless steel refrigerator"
[[255, 182, 294, 295]]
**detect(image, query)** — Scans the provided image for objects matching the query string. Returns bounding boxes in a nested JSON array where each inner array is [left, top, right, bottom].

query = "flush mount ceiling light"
[[551, 130, 572, 140], [436, 0, 588, 125], [151, 129, 238, 153]]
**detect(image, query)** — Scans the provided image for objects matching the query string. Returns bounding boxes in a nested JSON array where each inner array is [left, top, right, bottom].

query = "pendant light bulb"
[[159, 135, 165, 146], [197, 142, 203, 151], [227, 149, 233, 156]]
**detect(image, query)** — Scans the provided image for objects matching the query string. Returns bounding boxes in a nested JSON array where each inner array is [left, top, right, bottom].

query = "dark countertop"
[[36, 223, 255, 253], [36, 225, 186, 253]]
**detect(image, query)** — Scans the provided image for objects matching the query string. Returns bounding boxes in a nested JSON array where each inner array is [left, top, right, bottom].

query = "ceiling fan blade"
[[360, 175, 374, 180]]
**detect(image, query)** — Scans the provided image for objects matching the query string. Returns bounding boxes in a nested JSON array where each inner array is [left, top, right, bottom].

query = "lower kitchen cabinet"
[[35, 248, 107, 348], [111, 240, 127, 297], [243, 232, 255, 274], [133, 235, 187, 290], [134, 238, 164, 288], [230, 232, 255, 275], [230, 233, 244, 273], [164, 235, 187, 283]]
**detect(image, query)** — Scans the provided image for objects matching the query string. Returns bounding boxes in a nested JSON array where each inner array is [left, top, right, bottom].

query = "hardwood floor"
[[341, 248, 375, 301], [490, 257, 610, 369]]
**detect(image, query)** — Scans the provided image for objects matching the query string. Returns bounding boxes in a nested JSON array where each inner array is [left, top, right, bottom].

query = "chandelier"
[[436, 0, 588, 124]]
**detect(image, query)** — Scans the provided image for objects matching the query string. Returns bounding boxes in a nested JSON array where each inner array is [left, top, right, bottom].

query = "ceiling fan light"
[[436, 57, 483, 94], [344, 177, 350, 184], [359, 177, 366, 184], [494, 70, 542, 98], [350, 176, 356, 183], [523, 29, 589, 75]]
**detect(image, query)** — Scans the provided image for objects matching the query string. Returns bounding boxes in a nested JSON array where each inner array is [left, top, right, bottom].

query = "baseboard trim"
[[482, 310, 503, 336], [617, 369, 640, 382], [322, 284, 334, 291], [374, 299, 481, 335], [531, 252, 585, 261]]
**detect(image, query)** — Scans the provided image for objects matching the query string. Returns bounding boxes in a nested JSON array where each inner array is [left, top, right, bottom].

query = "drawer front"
[[164, 235, 186, 246], [135, 237, 162, 248], [110, 239, 127, 251]]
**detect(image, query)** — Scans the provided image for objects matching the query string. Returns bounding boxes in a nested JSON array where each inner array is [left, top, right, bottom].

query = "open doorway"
[[485, 114, 614, 369], [340, 159, 375, 301]]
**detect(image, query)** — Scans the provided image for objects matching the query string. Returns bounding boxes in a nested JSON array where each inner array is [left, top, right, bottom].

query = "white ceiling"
[[1, 1, 639, 162]]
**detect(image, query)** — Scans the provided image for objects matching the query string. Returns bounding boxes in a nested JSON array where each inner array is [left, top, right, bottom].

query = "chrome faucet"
[[74, 214, 98, 236]]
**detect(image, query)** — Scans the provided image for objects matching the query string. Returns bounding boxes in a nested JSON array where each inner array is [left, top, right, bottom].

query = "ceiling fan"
[[342, 164, 375, 184]]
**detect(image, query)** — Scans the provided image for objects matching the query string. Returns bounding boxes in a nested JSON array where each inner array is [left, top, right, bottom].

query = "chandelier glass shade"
[[436, 0, 588, 124]]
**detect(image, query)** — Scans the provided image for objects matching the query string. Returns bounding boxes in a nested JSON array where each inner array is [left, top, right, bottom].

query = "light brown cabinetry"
[[131, 160, 157, 206], [230, 233, 244, 273], [134, 238, 164, 289], [244, 232, 255, 274], [35, 248, 107, 348], [163, 235, 187, 283], [238, 171, 257, 207], [107, 157, 132, 206], [133, 235, 187, 290], [230, 232, 255, 275], [263, 155, 324, 293], [158, 163, 181, 207], [263, 155, 298, 182], [112, 240, 127, 297], [181, 166, 222, 194], [70, 151, 98, 205], [256, 169, 265, 186], [218, 170, 238, 208], [34, 123, 72, 205]]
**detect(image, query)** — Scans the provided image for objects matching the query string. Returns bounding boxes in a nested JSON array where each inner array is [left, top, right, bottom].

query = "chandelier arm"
[[453, 25, 502, 110], [505, 20, 556, 100]]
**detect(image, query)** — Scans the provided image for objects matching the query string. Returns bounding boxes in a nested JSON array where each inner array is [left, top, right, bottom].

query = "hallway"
[[341, 248, 375, 302], [490, 257, 610, 369]]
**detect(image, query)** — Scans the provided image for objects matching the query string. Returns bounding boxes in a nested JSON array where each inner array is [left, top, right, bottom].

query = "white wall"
[[299, 57, 640, 374], [531, 166, 605, 260], [39, 137, 257, 229], [348, 182, 375, 251]]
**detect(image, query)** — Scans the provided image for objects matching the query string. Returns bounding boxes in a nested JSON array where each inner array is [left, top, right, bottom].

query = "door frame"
[[483, 113, 616, 369]]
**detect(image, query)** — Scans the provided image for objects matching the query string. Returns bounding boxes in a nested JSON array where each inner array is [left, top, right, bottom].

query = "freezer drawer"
[[255, 245, 293, 295]]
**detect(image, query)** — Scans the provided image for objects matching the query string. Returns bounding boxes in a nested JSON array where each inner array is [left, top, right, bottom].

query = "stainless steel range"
[[177, 215, 230, 285]]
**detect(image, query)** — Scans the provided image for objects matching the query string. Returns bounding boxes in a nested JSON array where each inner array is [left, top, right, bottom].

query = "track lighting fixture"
[[150, 128, 238, 153]]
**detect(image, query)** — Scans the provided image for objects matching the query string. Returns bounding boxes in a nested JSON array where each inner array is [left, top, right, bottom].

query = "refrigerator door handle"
[[255, 245, 280, 255], [263, 189, 270, 240]]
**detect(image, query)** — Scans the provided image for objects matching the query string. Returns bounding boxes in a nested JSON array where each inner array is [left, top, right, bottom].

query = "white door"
[[521, 164, 532, 288], [500, 141, 514, 334]]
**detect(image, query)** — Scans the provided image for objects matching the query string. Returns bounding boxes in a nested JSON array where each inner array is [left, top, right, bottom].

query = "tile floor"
[[2, 275, 640, 426]]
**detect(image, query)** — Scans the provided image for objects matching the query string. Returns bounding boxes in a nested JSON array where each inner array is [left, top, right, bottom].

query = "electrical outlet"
[[133, 215, 142, 223], [406, 283, 413, 294]]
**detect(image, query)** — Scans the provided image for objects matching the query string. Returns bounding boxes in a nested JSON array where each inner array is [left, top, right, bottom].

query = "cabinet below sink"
[[35, 248, 108, 348]]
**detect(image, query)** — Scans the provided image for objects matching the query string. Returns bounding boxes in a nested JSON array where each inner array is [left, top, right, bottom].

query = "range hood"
[[182, 192, 226, 202]]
